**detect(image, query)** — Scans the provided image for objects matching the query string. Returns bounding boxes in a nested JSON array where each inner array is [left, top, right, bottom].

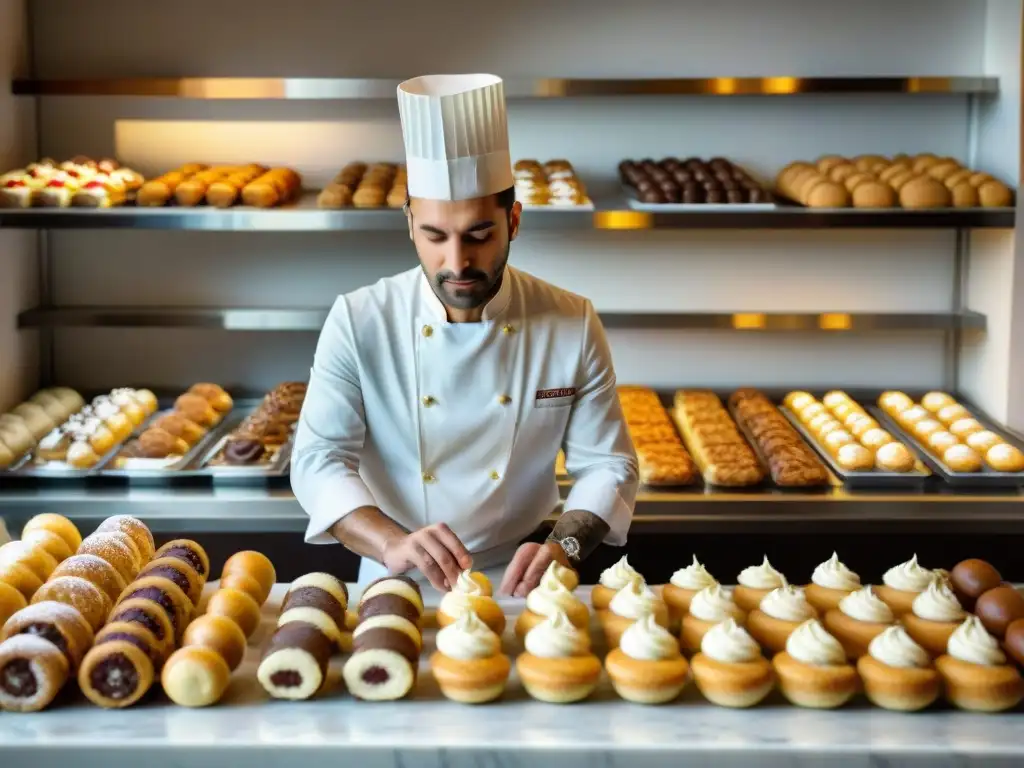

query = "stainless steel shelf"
[[0, 196, 1014, 230], [11, 76, 1000, 99], [16, 307, 988, 333]]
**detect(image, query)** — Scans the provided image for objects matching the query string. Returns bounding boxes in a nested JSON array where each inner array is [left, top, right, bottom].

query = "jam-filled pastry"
[[94, 515, 156, 565], [32, 576, 111, 632], [116, 576, 194, 643], [258, 622, 335, 700], [138, 557, 203, 606], [108, 598, 175, 656], [78, 637, 156, 708], [174, 394, 220, 427], [153, 539, 210, 583], [150, 413, 207, 446], [188, 383, 234, 413], [162, 645, 232, 707], [95, 620, 166, 670], [182, 614, 247, 672], [71, 175, 127, 208], [0, 601, 94, 671], [343, 626, 419, 701], [0, 634, 70, 712]]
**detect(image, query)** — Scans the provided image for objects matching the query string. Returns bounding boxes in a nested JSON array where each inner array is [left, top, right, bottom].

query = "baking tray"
[[727, 401, 834, 490], [780, 404, 930, 489], [622, 185, 777, 212], [870, 402, 1024, 489]]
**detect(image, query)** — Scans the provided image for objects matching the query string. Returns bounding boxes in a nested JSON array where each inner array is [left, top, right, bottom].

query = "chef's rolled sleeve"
[[292, 296, 378, 544], [561, 300, 638, 545]]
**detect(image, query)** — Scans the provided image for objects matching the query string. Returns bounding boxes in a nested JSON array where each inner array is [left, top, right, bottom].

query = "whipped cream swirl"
[[608, 577, 663, 619], [912, 579, 966, 623], [544, 560, 578, 590], [785, 619, 846, 667], [453, 570, 483, 596], [700, 618, 761, 664], [759, 585, 816, 622], [882, 554, 934, 592], [868, 626, 930, 669], [619, 614, 680, 661], [600, 556, 640, 590], [438, 571, 489, 618], [689, 584, 744, 622], [524, 609, 590, 658], [947, 616, 1006, 666], [670, 555, 717, 591], [435, 610, 500, 660], [838, 586, 894, 624], [811, 552, 861, 591], [737, 556, 786, 590], [526, 569, 583, 618]]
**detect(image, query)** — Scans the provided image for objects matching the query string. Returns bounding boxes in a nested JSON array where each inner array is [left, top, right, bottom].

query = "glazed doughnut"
[[153, 539, 210, 582], [50, 554, 126, 604], [22, 513, 82, 553], [78, 638, 155, 708], [182, 614, 247, 672], [138, 557, 204, 605], [206, 588, 262, 638], [221, 551, 276, 604], [32, 576, 111, 632], [94, 515, 155, 564], [0, 601, 93, 671], [0, 634, 69, 712], [162, 646, 232, 707], [116, 576, 193, 642], [108, 598, 175, 655]]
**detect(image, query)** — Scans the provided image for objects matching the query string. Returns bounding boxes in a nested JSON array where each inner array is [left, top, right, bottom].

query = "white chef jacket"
[[291, 265, 638, 582]]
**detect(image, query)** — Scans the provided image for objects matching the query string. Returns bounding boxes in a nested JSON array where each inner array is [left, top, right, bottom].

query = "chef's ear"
[[404, 197, 414, 241], [509, 200, 523, 241]]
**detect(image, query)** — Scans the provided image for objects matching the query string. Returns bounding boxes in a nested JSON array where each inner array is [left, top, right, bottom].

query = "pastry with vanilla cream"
[[681, 584, 746, 654], [430, 610, 511, 704], [547, 561, 579, 591], [857, 626, 940, 711], [600, 578, 669, 649], [516, 610, 602, 703], [691, 618, 774, 708], [515, 562, 589, 639], [804, 552, 861, 613], [772, 619, 859, 708], [605, 614, 689, 704], [591, 556, 641, 611], [823, 586, 896, 658], [936, 616, 1024, 712], [747, 585, 818, 654], [733, 556, 786, 612], [902, 578, 967, 657], [662, 555, 716, 628], [874, 555, 936, 616], [437, 571, 505, 635]]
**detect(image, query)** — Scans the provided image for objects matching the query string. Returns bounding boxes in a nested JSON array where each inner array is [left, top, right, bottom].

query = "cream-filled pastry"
[[681, 584, 745, 654], [824, 585, 896, 659], [591, 556, 640, 611], [516, 610, 602, 703], [747, 585, 818, 654], [874, 555, 935, 615], [691, 618, 773, 708], [605, 614, 689, 704], [734, 556, 786, 612], [437, 570, 505, 635], [858, 626, 940, 711], [515, 562, 589, 639], [902, 578, 967, 657], [601, 577, 669, 649], [772, 619, 858, 709], [662, 555, 716, 627], [546, 560, 579, 591], [936, 616, 1024, 712], [430, 610, 510, 704], [805, 552, 861, 613]]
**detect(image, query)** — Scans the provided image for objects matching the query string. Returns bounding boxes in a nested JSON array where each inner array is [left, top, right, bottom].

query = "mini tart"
[[902, 612, 962, 658], [804, 583, 856, 614], [602, 606, 669, 650], [772, 651, 859, 709], [733, 586, 775, 614], [515, 652, 602, 703], [935, 655, 1024, 712], [857, 655, 940, 712], [747, 608, 817, 655], [690, 653, 774, 708], [681, 613, 745, 655], [604, 648, 689, 705], [823, 610, 891, 659], [873, 585, 922, 617], [437, 596, 506, 636], [429, 652, 511, 704], [515, 603, 588, 640]]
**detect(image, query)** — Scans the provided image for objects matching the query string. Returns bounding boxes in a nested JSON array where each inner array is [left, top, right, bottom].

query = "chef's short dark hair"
[[405, 186, 517, 221]]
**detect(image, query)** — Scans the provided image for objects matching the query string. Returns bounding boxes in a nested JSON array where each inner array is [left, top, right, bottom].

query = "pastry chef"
[[292, 73, 638, 595]]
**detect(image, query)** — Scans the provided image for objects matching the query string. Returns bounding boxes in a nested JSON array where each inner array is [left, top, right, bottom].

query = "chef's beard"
[[430, 240, 510, 310]]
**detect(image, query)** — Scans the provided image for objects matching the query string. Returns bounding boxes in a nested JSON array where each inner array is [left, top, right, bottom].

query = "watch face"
[[561, 536, 581, 559]]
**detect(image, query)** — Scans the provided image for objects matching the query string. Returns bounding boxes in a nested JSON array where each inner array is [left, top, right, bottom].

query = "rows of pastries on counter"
[[1, 515, 1022, 711]]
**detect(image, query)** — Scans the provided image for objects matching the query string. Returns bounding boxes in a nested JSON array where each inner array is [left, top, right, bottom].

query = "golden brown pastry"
[[0, 634, 69, 712], [978, 181, 1013, 208], [950, 182, 980, 208], [900, 177, 952, 209], [0, 561, 43, 602], [150, 413, 207, 446], [206, 587, 262, 638], [0, 601, 94, 671], [206, 166, 266, 208], [162, 646, 232, 707], [182, 614, 247, 672], [50, 554, 127, 604], [316, 183, 354, 209], [138, 557, 204, 606], [188, 383, 234, 413], [852, 181, 896, 208], [93, 515, 155, 564], [78, 638, 155, 708], [108, 598, 175, 656], [805, 180, 850, 207], [116, 576, 194, 642], [0, 581, 27, 627], [241, 168, 300, 208], [153, 539, 210, 583], [221, 550, 276, 605], [174, 394, 220, 427], [0, 541, 58, 581], [32, 576, 111, 632]]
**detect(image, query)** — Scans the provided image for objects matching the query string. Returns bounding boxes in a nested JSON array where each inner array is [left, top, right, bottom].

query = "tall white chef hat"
[[397, 74, 514, 201]]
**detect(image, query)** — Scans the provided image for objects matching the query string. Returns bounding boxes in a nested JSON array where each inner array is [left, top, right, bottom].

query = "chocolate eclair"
[[138, 557, 204, 605], [257, 623, 334, 700], [116, 576, 193, 642], [358, 575, 423, 615], [78, 639, 155, 708], [358, 593, 421, 625], [0, 634, 69, 712], [108, 598, 176, 654], [95, 621, 166, 670], [0, 602, 94, 672], [153, 539, 210, 583], [343, 627, 418, 701]]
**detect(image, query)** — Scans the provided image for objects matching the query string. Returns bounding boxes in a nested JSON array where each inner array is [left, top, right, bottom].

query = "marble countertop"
[[0, 585, 1021, 768]]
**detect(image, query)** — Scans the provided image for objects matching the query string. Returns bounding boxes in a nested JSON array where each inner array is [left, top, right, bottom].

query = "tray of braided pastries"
[[671, 390, 766, 488], [618, 386, 698, 487]]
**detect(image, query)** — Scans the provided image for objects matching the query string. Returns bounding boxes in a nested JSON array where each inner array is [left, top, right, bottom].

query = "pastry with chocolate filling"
[[258, 622, 334, 700], [95, 621, 166, 669], [221, 550, 276, 605], [0, 634, 69, 712], [162, 646, 232, 707], [50, 554, 127, 604], [222, 438, 268, 466], [94, 515, 156, 563], [77, 532, 140, 583], [32, 576, 111, 632], [353, 614, 422, 652], [116, 576, 193, 642], [343, 627, 419, 701], [182, 614, 247, 671], [206, 587, 262, 638], [1, 601, 93, 672], [108, 598, 175, 655], [153, 539, 209, 583], [78, 638, 155, 708], [277, 607, 346, 651], [138, 557, 203, 606], [358, 593, 421, 626]]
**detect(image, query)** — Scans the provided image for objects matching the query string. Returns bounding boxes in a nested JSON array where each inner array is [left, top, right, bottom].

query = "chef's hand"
[[381, 523, 472, 591], [499, 541, 571, 598]]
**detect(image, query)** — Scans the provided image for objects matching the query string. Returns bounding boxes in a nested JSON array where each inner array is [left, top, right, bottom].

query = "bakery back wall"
[[30, 0, 1008, 398]]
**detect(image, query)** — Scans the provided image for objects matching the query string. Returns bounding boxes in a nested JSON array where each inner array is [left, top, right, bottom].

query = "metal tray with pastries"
[[671, 389, 765, 488]]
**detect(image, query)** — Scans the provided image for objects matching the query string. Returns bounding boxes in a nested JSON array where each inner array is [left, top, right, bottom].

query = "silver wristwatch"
[[549, 535, 581, 564]]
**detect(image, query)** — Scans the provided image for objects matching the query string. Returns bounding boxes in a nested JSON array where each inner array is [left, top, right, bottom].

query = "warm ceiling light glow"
[[819, 312, 852, 330], [594, 211, 652, 230], [762, 77, 800, 94], [732, 313, 767, 329], [713, 78, 738, 94]]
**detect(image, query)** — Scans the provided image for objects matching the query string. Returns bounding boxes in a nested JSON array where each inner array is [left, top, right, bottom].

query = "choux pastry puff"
[[857, 626, 940, 712], [873, 555, 936, 616], [430, 609, 510, 704], [901, 578, 968, 657], [733, 556, 787, 613], [515, 562, 589, 640], [936, 616, 1024, 712], [772, 619, 859, 709], [600, 578, 669, 649], [516, 610, 602, 704], [823, 586, 896, 659], [591, 556, 641, 612], [804, 552, 861, 613], [746, 585, 818, 654], [661, 555, 717, 629], [605, 614, 689, 704], [691, 618, 774, 708], [681, 584, 746, 654], [437, 570, 505, 635]]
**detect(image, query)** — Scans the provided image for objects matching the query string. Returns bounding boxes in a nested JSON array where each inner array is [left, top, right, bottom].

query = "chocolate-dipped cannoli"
[[108, 598, 176, 655], [94, 515, 156, 564], [358, 575, 423, 616], [78, 639, 155, 708], [115, 576, 193, 642], [358, 593, 421, 625], [0, 602, 93, 671], [257, 623, 334, 700], [50, 554, 127, 604], [342, 627, 418, 701], [206, 588, 261, 638], [162, 646, 232, 707], [31, 576, 111, 632], [0, 634, 69, 712], [153, 539, 210, 583], [95, 620, 166, 669], [277, 607, 345, 651], [138, 557, 203, 606], [182, 614, 247, 672]]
